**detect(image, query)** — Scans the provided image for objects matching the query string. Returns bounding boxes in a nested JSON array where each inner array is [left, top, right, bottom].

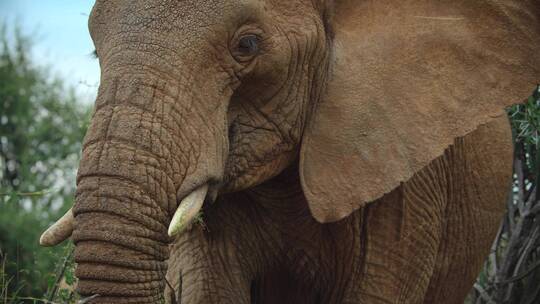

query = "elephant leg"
[[165, 226, 251, 304], [165, 193, 285, 304], [342, 116, 512, 304], [422, 116, 512, 303], [342, 183, 447, 304]]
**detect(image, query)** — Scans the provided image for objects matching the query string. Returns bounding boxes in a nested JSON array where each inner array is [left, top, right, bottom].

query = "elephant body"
[[165, 116, 512, 303], [39, 0, 539, 303]]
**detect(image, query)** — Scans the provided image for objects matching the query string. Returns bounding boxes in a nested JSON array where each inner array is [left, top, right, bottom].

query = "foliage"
[[0, 23, 91, 302], [467, 86, 540, 304]]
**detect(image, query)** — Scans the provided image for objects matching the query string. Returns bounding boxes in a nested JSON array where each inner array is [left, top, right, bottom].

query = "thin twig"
[[474, 283, 496, 304], [46, 248, 73, 302], [496, 258, 540, 285], [78, 294, 100, 304]]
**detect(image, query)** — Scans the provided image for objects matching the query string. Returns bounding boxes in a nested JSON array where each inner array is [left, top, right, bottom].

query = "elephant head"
[[40, 0, 540, 303]]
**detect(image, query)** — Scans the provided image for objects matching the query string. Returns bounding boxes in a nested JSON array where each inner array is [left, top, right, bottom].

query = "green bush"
[[0, 23, 91, 302]]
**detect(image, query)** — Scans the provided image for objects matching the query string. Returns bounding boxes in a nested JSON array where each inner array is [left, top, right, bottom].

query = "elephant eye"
[[234, 35, 260, 61]]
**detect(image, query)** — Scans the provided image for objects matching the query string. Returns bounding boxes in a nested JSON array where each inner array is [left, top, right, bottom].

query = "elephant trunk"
[[70, 72, 226, 303], [73, 176, 170, 303]]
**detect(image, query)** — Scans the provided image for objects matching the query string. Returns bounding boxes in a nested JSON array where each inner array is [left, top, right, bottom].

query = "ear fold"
[[300, 0, 540, 223]]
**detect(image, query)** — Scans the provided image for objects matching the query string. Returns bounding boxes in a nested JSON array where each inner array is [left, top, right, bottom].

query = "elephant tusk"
[[39, 208, 74, 246], [168, 184, 208, 237]]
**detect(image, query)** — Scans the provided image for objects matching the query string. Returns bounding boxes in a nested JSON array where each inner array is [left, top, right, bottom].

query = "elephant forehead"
[[88, 0, 273, 68], [91, 0, 263, 34]]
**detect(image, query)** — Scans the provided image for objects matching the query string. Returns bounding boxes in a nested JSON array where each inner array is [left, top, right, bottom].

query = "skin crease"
[[65, 0, 539, 303]]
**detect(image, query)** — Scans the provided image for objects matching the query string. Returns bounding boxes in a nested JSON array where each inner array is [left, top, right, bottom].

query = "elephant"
[[39, 0, 540, 303]]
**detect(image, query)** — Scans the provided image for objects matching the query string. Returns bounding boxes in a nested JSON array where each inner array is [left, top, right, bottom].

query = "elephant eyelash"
[[90, 49, 98, 59]]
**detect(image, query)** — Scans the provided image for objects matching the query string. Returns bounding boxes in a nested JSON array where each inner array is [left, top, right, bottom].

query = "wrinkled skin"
[[166, 116, 512, 304], [62, 0, 539, 303]]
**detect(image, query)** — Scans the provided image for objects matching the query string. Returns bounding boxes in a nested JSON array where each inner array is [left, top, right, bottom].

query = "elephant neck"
[[240, 161, 310, 215], [252, 159, 301, 191]]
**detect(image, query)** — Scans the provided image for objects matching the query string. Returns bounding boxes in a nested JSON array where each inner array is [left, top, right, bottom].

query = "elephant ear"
[[300, 0, 540, 223]]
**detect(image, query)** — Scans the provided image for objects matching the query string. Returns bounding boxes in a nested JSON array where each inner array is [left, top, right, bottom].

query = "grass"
[[0, 246, 79, 304], [194, 211, 207, 230]]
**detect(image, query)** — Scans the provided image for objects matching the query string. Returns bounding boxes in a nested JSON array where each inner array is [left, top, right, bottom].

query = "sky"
[[0, 0, 100, 103]]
